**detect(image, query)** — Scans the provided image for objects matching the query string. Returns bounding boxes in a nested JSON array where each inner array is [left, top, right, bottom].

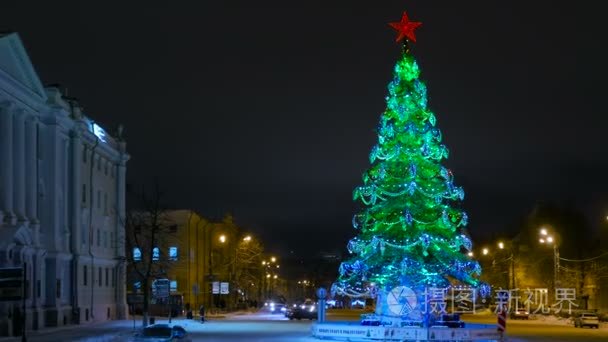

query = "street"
[[8, 310, 608, 342]]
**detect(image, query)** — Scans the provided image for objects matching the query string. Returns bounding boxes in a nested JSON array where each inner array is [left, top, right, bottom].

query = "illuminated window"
[[169, 247, 178, 261], [133, 247, 141, 261], [170, 280, 177, 292], [152, 247, 160, 261]]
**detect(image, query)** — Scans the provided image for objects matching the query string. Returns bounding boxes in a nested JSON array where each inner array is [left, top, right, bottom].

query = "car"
[[574, 312, 599, 328], [264, 300, 286, 314], [510, 308, 529, 320], [131, 324, 190, 341], [286, 304, 317, 320]]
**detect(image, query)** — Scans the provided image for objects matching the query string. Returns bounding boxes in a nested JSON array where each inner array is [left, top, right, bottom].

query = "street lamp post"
[[208, 229, 226, 312], [539, 228, 560, 298], [478, 241, 515, 290]]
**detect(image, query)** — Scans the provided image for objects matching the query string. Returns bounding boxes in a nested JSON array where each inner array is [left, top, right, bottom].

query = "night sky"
[[3, 1, 607, 257]]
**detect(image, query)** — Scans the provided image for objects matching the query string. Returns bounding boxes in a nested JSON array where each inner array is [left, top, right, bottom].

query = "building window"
[[110, 232, 114, 249], [169, 247, 178, 261], [152, 247, 160, 261], [98, 268, 102, 287], [104, 192, 108, 214], [56, 279, 61, 298], [82, 223, 87, 245], [111, 165, 115, 178], [83, 265, 88, 285], [134, 281, 141, 291], [37, 280, 41, 298], [97, 190, 101, 209], [170, 280, 177, 292], [133, 247, 141, 261], [112, 268, 115, 287], [97, 229, 100, 247], [97, 157, 101, 171], [103, 231, 107, 248], [104, 162, 108, 175], [82, 184, 86, 204], [105, 268, 109, 287], [82, 147, 87, 163]]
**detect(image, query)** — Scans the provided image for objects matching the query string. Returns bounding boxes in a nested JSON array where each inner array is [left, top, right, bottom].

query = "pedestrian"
[[199, 304, 205, 323]]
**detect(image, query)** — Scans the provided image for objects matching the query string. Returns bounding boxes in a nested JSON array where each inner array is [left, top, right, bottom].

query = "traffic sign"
[[212, 281, 220, 294]]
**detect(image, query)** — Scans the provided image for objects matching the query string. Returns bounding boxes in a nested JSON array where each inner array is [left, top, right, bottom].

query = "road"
[[10, 310, 608, 341]]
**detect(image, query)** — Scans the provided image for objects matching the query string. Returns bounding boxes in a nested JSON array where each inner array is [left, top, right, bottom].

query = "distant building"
[[0, 32, 129, 336], [126, 211, 244, 313]]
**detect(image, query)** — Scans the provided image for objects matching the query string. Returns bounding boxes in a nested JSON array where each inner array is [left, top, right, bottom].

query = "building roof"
[[0, 32, 47, 102]]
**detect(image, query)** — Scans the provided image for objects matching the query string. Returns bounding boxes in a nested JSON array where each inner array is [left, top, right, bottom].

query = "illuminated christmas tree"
[[333, 12, 483, 322]]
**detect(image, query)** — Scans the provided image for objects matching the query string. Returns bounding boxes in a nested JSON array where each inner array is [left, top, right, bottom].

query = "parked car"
[[131, 324, 190, 341], [286, 305, 317, 320], [574, 312, 599, 328], [510, 308, 529, 320]]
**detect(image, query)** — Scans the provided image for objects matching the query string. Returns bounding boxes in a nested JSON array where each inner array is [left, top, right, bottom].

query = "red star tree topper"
[[389, 12, 422, 43]]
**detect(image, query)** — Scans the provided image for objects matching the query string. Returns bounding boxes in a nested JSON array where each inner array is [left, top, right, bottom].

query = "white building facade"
[[0, 32, 129, 336]]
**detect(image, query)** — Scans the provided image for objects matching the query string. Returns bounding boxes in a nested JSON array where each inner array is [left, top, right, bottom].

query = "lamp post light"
[[481, 241, 515, 290], [207, 229, 227, 312], [539, 227, 560, 297]]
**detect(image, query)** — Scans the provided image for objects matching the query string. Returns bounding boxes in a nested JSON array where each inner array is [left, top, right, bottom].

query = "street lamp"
[[219, 234, 226, 243], [539, 227, 560, 295], [482, 248, 489, 256]]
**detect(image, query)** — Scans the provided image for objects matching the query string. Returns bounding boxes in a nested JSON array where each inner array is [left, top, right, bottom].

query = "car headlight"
[[280, 307, 286, 312]]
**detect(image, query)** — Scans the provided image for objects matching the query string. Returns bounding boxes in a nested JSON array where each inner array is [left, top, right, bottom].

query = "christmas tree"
[[333, 12, 483, 321]]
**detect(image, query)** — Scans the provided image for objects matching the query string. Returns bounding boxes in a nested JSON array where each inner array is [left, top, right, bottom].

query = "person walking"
[[199, 305, 205, 323]]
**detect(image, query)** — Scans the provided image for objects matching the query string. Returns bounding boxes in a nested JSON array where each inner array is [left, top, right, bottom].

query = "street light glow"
[[273, 274, 278, 279], [243, 235, 252, 242], [270, 256, 276, 263], [498, 242, 504, 249], [262, 261, 266, 265], [467, 251, 473, 257], [482, 248, 489, 255], [540, 228, 548, 236], [547, 236, 554, 243], [539, 238, 545, 243], [219, 234, 226, 243]]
